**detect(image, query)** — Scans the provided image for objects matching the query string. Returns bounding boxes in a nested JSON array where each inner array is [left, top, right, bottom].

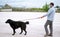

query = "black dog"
[[5, 19, 29, 35]]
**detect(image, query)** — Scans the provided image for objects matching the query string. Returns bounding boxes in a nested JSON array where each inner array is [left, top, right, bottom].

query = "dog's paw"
[[12, 34, 15, 35], [20, 33, 22, 34], [24, 33, 27, 35]]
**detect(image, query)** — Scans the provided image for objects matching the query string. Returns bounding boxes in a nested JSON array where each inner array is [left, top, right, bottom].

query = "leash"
[[22, 17, 41, 21]]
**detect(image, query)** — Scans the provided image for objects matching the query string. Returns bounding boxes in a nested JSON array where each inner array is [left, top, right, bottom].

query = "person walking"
[[40, 2, 56, 36]]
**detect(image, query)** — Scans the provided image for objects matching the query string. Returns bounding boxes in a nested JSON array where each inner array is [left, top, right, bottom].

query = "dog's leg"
[[12, 29, 16, 35], [20, 28, 23, 34], [24, 29, 27, 35]]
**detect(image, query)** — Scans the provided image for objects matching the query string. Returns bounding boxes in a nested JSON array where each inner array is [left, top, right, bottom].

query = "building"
[[0, 4, 12, 12]]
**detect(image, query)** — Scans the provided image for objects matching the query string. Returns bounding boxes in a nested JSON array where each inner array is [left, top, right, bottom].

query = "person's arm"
[[40, 9, 52, 18]]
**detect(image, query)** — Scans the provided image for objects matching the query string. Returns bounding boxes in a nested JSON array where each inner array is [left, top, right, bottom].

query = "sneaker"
[[48, 34, 52, 36]]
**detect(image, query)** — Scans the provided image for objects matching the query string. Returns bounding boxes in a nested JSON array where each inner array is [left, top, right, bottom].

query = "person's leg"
[[44, 20, 49, 35], [48, 21, 53, 36]]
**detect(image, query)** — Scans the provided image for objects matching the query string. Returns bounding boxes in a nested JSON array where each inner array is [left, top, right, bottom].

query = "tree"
[[55, 6, 60, 8], [42, 3, 49, 12], [2, 4, 12, 9]]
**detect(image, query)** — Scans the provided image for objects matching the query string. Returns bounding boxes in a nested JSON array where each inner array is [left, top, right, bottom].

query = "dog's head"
[[5, 19, 12, 23]]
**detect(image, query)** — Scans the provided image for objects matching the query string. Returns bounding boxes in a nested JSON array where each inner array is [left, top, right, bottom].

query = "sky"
[[0, 0, 60, 8]]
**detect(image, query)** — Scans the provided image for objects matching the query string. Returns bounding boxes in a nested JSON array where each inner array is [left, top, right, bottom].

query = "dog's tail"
[[25, 21, 29, 24]]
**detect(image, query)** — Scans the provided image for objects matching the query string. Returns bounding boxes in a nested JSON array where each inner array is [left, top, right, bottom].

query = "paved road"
[[0, 12, 60, 37]]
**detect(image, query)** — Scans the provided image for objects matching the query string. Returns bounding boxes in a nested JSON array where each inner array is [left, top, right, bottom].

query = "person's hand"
[[40, 16, 44, 18]]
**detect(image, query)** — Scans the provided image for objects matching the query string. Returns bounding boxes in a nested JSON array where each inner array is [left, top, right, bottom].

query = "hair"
[[50, 2, 54, 6]]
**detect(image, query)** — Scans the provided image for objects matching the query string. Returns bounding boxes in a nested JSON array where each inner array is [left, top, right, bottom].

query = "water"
[[0, 12, 60, 37]]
